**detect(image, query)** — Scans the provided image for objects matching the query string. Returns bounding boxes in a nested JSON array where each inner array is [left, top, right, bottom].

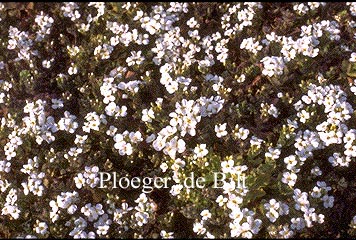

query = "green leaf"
[[245, 188, 266, 202], [258, 162, 275, 174], [346, 62, 356, 78]]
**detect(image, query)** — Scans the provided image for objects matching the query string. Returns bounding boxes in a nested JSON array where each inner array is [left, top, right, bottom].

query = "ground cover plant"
[[1, 2, 356, 238]]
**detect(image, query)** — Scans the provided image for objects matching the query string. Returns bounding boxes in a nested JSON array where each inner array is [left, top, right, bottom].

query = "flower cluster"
[[1, 2, 356, 239]]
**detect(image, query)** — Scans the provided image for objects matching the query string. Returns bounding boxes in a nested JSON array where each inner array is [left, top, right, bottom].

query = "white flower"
[[350, 215, 356, 228], [193, 221, 206, 235], [240, 37, 262, 54], [322, 195, 334, 208], [216, 195, 228, 207], [58, 111, 78, 133], [221, 159, 234, 174], [193, 144, 209, 159], [163, 137, 185, 159], [278, 224, 295, 238], [105, 102, 117, 116], [160, 162, 169, 173], [67, 204, 77, 215], [68, 63, 78, 75], [35, 221, 48, 235], [282, 171, 297, 187], [135, 211, 149, 226], [51, 98, 64, 109], [96, 225, 110, 236], [126, 50, 145, 66], [160, 230, 174, 239], [42, 59, 53, 68], [142, 108, 155, 122], [265, 147, 281, 160], [187, 17, 199, 28], [94, 44, 113, 60], [260, 56, 285, 77], [229, 207, 243, 222], [297, 109, 311, 123], [74, 173, 85, 189], [170, 184, 183, 196], [135, 193, 148, 204], [74, 134, 88, 145], [83, 112, 102, 133], [129, 131, 143, 143], [153, 135, 166, 151], [268, 104, 279, 118], [235, 126, 250, 140], [236, 74, 246, 83], [310, 166, 322, 176], [284, 155, 298, 170], [291, 217, 306, 231], [215, 123, 228, 138], [200, 209, 212, 221], [266, 208, 279, 223]]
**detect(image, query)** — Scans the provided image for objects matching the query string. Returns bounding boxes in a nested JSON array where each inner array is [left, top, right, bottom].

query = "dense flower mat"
[[1, 2, 356, 238]]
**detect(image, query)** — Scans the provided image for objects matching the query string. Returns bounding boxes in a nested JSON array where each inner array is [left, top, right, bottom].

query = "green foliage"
[[1, 2, 356, 239]]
